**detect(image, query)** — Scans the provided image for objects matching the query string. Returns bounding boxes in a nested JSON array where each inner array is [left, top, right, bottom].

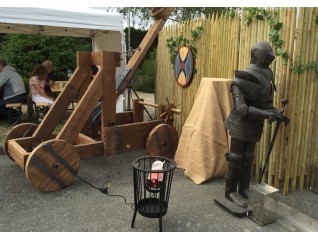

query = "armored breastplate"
[[234, 64, 274, 109], [225, 64, 275, 142]]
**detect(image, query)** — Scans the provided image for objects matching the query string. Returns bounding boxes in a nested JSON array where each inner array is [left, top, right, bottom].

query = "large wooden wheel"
[[25, 139, 80, 192], [146, 123, 179, 158], [3, 123, 38, 161]]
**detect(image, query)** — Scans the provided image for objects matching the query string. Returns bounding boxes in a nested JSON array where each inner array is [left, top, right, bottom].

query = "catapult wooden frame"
[[4, 8, 177, 192]]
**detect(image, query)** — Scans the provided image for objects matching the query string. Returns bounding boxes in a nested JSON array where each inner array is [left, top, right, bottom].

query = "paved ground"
[[0, 150, 317, 232], [1, 91, 318, 233]]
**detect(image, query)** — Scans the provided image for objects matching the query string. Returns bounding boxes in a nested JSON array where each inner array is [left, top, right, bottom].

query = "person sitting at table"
[[29, 65, 55, 105], [0, 58, 27, 124], [42, 60, 56, 98]]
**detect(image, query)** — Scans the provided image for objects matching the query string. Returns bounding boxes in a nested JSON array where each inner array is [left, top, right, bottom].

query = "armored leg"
[[238, 154, 253, 199], [225, 152, 248, 208]]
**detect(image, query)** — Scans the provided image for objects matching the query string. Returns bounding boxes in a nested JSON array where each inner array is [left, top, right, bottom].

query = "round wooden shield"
[[146, 124, 179, 158], [174, 45, 194, 88], [3, 123, 38, 161], [25, 139, 80, 192]]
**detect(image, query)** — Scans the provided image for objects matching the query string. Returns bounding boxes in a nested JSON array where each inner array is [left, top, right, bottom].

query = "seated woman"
[[29, 65, 55, 105]]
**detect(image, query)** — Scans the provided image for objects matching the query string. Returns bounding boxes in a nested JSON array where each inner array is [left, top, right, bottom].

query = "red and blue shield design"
[[174, 45, 194, 88]]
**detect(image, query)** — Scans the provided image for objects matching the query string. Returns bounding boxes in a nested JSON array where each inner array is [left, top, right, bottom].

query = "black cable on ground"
[[76, 174, 134, 210]]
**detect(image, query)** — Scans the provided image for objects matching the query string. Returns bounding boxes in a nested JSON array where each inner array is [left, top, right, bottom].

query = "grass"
[[0, 115, 67, 146]]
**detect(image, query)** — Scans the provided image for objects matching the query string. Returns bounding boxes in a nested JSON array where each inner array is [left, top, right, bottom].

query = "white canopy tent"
[[0, 7, 125, 52], [0, 7, 126, 111]]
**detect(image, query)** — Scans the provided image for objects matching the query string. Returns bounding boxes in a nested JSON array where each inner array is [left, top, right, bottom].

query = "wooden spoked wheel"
[[3, 123, 38, 161], [25, 139, 80, 192], [146, 123, 179, 158], [160, 96, 180, 123]]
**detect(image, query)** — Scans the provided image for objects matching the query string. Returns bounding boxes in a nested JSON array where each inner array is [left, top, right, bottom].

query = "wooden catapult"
[[4, 8, 179, 192]]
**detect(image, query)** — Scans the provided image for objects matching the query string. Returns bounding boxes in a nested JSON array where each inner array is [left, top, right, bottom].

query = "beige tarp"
[[175, 78, 233, 184]]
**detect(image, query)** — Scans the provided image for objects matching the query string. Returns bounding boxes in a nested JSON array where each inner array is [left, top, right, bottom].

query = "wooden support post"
[[56, 71, 103, 143], [116, 8, 173, 98], [133, 99, 144, 123], [104, 127, 117, 156], [99, 51, 121, 156], [101, 52, 120, 128], [33, 51, 91, 141]]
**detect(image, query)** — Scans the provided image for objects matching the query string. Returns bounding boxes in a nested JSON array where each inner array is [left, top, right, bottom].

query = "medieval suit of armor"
[[224, 41, 286, 208]]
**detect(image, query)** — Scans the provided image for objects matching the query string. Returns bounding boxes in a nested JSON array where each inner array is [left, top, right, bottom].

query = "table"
[[174, 78, 233, 184], [51, 81, 67, 93]]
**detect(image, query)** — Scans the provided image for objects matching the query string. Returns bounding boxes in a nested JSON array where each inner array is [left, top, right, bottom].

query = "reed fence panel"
[[155, 7, 318, 194]]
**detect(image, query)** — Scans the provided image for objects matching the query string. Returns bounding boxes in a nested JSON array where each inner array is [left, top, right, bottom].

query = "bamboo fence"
[[155, 7, 318, 194]]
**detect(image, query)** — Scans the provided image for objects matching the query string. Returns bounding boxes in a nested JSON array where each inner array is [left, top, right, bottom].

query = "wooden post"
[[56, 71, 103, 143], [33, 51, 91, 141], [100, 51, 121, 156], [133, 99, 144, 123], [116, 8, 173, 98]]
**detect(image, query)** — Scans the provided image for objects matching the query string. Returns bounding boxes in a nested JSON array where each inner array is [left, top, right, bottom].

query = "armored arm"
[[231, 84, 278, 120], [230, 83, 248, 117]]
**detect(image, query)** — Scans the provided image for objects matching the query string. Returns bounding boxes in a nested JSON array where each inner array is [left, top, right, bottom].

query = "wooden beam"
[[74, 133, 98, 144], [74, 141, 104, 160], [116, 15, 171, 98], [56, 71, 103, 143], [8, 139, 30, 170], [91, 52, 102, 66], [104, 126, 117, 156], [114, 120, 163, 154], [116, 112, 134, 125], [133, 99, 144, 123], [101, 52, 120, 129], [33, 85, 79, 141], [33, 51, 91, 141]]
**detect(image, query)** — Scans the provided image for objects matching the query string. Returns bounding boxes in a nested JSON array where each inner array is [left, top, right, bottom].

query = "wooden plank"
[[14, 137, 41, 152], [67, 51, 91, 90], [32, 51, 91, 141], [75, 133, 98, 144], [116, 112, 133, 125], [115, 120, 163, 154], [8, 139, 30, 170], [56, 71, 103, 143], [133, 99, 144, 123], [33, 85, 79, 141], [101, 52, 120, 129], [74, 141, 104, 160], [91, 52, 102, 66], [104, 126, 117, 156]]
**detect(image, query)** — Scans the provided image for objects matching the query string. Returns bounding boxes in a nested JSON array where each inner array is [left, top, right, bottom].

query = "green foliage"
[[166, 25, 204, 65], [226, 9, 237, 19], [124, 27, 157, 93], [290, 57, 318, 78], [133, 49, 156, 93], [246, 8, 288, 64], [246, 8, 318, 77], [0, 34, 91, 80], [116, 7, 226, 28]]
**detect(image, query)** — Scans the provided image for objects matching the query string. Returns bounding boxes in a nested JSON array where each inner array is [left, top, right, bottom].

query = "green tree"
[[117, 7, 226, 28], [0, 34, 91, 80], [124, 27, 157, 93], [133, 49, 157, 93], [114, 7, 226, 92]]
